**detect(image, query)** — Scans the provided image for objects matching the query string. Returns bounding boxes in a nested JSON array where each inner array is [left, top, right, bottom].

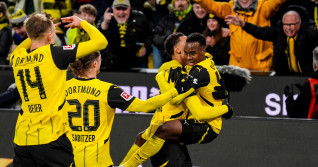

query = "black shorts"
[[179, 119, 218, 145], [13, 134, 74, 167], [150, 140, 192, 167]]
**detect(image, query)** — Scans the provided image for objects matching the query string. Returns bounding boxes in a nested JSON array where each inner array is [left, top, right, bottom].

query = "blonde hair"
[[24, 13, 52, 39]]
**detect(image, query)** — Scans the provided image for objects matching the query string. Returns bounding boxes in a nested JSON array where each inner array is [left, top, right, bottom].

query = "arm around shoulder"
[[184, 95, 229, 120], [125, 88, 179, 113]]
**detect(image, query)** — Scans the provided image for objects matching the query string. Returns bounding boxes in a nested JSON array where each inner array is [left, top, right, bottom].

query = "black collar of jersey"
[[26, 46, 44, 53], [26, 48, 35, 53], [75, 77, 96, 81]]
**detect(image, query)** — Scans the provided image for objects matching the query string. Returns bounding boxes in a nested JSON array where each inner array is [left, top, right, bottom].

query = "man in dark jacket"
[[153, 0, 192, 64], [177, 2, 208, 35], [225, 5, 318, 76], [284, 47, 318, 119], [98, 0, 153, 71]]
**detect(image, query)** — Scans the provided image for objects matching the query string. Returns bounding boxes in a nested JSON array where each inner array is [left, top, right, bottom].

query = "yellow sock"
[[120, 144, 140, 165], [124, 135, 165, 167]]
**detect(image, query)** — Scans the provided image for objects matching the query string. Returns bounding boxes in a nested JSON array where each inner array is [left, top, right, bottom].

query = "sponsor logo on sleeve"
[[63, 44, 76, 50], [121, 92, 133, 101]]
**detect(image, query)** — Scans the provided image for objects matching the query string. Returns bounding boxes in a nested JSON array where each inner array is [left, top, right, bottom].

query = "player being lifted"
[[64, 50, 201, 167], [120, 32, 233, 167], [10, 13, 107, 166]]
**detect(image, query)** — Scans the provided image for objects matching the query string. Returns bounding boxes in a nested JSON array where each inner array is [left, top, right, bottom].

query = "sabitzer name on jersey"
[[65, 86, 101, 97], [72, 134, 95, 142], [15, 54, 44, 67]]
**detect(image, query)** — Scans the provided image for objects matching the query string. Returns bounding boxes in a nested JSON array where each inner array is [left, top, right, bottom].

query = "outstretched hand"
[[51, 18, 61, 34], [224, 14, 244, 27], [61, 16, 83, 29]]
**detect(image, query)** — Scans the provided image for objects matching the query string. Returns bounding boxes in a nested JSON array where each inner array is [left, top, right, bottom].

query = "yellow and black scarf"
[[286, 35, 302, 73], [117, 22, 128, 47], [174, 3, 192, 21]]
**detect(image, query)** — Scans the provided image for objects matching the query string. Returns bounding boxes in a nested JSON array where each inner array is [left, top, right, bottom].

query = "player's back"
[[65, 78, 115, 166], [11, 44, 69, 145], [157, 60, 188, 122]]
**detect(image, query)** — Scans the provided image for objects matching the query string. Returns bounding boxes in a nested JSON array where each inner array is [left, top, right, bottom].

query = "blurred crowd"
[[0, 0, 317, 75]]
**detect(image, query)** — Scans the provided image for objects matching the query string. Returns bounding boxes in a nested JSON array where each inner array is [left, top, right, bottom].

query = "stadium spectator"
[[13, 0, 72, 45], [98, 0, 153, 71], [203, 13, 230, 65], [225, 5, 318, 75], [65, 50, 192, 167], [10, 9, 62, 53], [121, 33, 233, 167], [152, 0, 192, 67], [10, 9, 28, 51], [195, 0, 286, 71], [67, 4, 97, 45], [284, 47, 318, 119], [177, 2, 208, 35], [9, 13, 107, 166], [271, 0, 318, 28], [0, 2, 12, 65]]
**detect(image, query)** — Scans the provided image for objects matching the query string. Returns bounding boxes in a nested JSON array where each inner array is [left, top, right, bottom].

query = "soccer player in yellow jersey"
[[10, 13, 107, 166], [65, 51, 193, 167], [121, 33, 233, 167]]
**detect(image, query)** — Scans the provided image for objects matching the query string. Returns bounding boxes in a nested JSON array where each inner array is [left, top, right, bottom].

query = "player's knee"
[[155, 122, 174, 138]]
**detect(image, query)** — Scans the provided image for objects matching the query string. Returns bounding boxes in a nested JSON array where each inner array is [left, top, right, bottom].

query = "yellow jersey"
[[142, 60, 188, 140], [187, 57, 224, 134], [65, 78, 137, 167], [10, 43, 78, 146]]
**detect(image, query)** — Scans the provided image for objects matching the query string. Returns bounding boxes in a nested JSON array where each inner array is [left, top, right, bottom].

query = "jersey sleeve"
[[189, 65, 210, 89], [107, 85, 136, 110], [51, 44, 78, 70]]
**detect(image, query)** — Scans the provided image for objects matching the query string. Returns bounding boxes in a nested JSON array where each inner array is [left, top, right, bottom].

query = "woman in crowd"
[[203, 13, 230, 65]]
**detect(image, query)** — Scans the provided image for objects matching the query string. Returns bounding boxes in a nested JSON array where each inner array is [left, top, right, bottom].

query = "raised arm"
[[225, 14, 277, 41], [195, 0, 232, 19], [61, 16, 108, 59]]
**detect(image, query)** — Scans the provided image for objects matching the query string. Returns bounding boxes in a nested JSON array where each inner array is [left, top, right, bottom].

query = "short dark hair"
[[164, 32, 185, 57], [186, 32, 206, 48]]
